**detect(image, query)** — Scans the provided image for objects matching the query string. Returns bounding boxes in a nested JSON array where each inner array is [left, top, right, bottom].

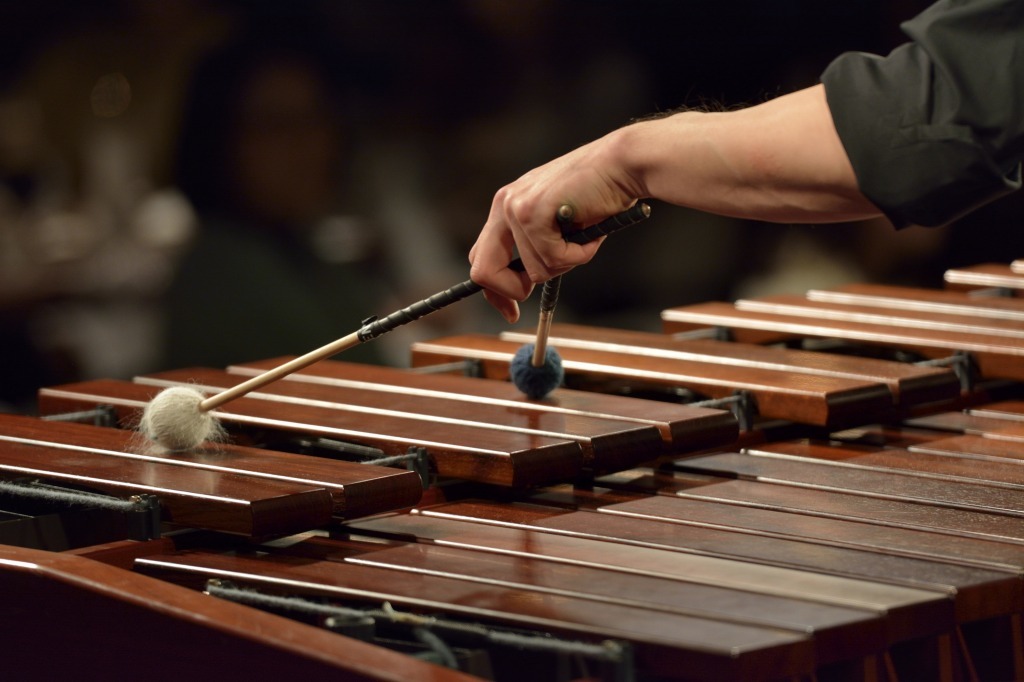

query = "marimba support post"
[[296, 437, 432, 488], [915, 350, 977, 392], [40, 404, 117, 427], [690, 390, 755, 432]]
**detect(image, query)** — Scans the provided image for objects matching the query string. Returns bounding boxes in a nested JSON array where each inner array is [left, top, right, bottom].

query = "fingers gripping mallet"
[[141, 203, 650, 450], [512, 203, 654, 398], [509, 205, 578, 399]]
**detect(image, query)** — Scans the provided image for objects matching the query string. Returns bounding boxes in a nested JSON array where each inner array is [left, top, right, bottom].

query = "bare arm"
[[468, 84, 882, 322]]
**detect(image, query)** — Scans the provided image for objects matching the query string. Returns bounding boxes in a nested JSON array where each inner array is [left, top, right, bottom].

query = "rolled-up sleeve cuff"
[[823, 45, 1021, 228]]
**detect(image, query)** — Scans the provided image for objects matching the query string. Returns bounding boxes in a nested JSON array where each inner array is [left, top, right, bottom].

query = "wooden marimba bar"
[[3, 261, 1024, 680]]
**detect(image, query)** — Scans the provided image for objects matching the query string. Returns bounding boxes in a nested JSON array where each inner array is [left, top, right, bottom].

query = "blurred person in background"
[[162, 20, 400, 369], [0, 0, 230, 412]]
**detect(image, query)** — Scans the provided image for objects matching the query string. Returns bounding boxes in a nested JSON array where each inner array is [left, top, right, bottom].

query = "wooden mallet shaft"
[[196, 202, 651, 413], [199, 331, 361, 411]]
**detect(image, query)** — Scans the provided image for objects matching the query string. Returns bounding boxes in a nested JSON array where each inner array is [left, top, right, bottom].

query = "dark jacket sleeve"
[[821, 0, 1024, 227]]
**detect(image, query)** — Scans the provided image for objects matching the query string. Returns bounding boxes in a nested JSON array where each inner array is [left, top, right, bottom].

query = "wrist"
[[612, 112, 702, 200], [603, 122, 656, 199]]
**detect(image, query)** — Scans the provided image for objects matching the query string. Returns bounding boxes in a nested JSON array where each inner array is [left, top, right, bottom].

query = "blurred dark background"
[[1, 0, 1017, 412]]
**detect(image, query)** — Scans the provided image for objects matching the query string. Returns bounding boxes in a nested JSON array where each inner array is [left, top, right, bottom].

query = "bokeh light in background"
[[1, 0, 1016, 413]]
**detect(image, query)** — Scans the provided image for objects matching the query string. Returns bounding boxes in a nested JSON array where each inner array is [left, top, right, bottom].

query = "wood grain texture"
[[661, 301, 1024, 380], [500, 322, 960, 405], [736, 294, 1024, 338], [409, 334, 896, 428], [0, 415, 334, 537], [748, 438, 1024, 486], [674, 452, 1024, 518], [416, 499, 1020, 624], [587, 466, 1024, 545], [0, 413, 422, 521], [348, 511, 951, 646], [36, 379, 583, 487], [944, 263, 1024, 291], [134, 541, 815, 681], [809, 283, 1024, 319], [0, 544, 475, 680], [137, 367, 665, 474], [595, 494, 1024, 573], [229, 357, 739, 452]]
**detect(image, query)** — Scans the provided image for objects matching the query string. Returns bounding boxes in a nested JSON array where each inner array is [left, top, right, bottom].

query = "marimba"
[[4, 260, 1024, 681]]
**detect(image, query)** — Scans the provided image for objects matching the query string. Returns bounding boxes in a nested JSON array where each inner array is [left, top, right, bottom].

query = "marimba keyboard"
[[4, 261, 1024, 680]]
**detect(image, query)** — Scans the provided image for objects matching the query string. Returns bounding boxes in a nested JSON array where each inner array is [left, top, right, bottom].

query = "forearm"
[[467, 84, 884, 322], [616, 84, 882, 222]]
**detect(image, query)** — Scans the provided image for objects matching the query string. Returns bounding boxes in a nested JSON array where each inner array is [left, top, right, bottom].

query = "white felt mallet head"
[[137, 330, 365, 451], [140, 386, 223, 451], [136, 206, 651, 446]]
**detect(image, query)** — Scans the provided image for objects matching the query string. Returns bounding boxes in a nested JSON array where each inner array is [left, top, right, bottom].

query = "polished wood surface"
[[970, 398, 1024, 421], [0, 413, 422, 523], [674, 451, 1024, 517], [906, 409, 1024, 436], [0, 414, 335, 537], [335, 541, 886, 661], [501, 322, 960, 405], [736, 294, 1024, 337], [589, 466, 1024, 544], [597, 493, 1024, 572], [410, 334, 897, 428], [36, 379, 584, 487], [229, 357, 739, 451], [138, 367, 666, 474], [10, 260, 1024, 680], [347, 511, 952, 647], [661, 301, 1024, 380], [944, 262, 1024, 291], [134, 536, 818, 681], [748, 437, 1024, 486], [410, 499, 1019, 625], [809, 282, 1024, 318], [0, 543, 475, 680]]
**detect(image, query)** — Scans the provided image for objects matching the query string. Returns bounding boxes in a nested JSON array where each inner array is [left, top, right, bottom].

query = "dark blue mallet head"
[[506, 203, 651, 400], [510, 342, 564, 399]]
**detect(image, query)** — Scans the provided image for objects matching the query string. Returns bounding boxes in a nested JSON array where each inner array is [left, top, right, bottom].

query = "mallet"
[[508, 204, 578, 399], [141, 202, 651, 450]]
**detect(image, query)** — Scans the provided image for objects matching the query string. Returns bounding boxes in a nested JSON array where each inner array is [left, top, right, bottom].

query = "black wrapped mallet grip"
[[357, 279, 484, 341], [562, 201, 651, 243], [358, 202, 650, 341], [537, 272, 562, 314]]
